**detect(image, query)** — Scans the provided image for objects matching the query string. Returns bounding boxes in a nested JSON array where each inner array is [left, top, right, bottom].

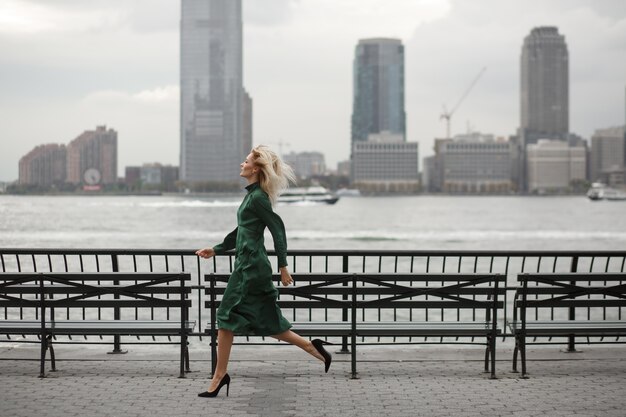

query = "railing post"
[[567, 256, 578, 352], [339, 255, 350, 354], [108, 254, 126, 354], [39, 275, 46, 378], [351, 273, 358, 379], [210, 273, 217, 376]]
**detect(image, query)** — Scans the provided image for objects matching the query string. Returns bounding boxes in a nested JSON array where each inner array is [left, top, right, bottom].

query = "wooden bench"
[[205, 272, 505, 379], [509, 272, 626, 377], [0, 272, 195, 378]]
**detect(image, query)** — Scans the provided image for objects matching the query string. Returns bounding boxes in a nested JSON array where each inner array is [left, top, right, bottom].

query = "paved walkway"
[[1, 341, 625, 417]]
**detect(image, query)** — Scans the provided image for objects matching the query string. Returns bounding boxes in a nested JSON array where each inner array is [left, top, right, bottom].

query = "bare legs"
[[206, 329, 327, 392], [272, 330, 326, 363], [207, 329, 234, 392]]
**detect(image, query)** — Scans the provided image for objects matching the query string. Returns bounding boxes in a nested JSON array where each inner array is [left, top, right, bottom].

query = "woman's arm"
[[252, 194, 288, 268], [196, 227, 238, 258]]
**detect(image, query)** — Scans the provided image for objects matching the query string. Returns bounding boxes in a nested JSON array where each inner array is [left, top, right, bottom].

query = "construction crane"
[[266, 140, 290, 157], [440, 67, 486, 139]]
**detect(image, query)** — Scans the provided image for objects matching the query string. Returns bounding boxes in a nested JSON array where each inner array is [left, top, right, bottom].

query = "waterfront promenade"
[[1, 341, 625, 417]]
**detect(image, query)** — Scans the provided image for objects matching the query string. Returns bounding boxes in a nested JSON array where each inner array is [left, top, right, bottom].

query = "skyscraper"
[[520, 27, 569, 144], [242, 88, 253, 157], [351, 38, 406, 143], [180, 0, 245, 183], [350, 38, 418, 192]]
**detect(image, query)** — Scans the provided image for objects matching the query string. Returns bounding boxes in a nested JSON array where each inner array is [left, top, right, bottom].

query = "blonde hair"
[[251, 145, 296, 205]]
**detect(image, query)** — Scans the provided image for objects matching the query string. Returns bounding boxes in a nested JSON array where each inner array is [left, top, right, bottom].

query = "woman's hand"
[[280, 267, 293, 286], [195, 247, 216, 259]]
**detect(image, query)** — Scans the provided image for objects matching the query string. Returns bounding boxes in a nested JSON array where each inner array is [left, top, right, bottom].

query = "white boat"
[[587, 183, 626, 201], [278, 186, 340, 204]]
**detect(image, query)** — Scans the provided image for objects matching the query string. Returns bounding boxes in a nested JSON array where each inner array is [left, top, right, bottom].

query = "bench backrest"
[[205, 273, 354, 325], [206, 273, 505, 323], [0, 272, 191, 321], [515, 273, 626, 321]]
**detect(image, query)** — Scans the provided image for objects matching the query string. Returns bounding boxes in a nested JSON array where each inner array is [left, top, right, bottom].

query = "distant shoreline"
[[0, 191, 590, 198]]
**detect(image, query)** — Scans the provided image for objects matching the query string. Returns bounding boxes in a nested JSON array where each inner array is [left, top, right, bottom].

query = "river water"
[[1, 193, 625, 251]]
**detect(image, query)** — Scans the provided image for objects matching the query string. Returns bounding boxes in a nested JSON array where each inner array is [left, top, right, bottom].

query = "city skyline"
[[1, 0, 625, 181]]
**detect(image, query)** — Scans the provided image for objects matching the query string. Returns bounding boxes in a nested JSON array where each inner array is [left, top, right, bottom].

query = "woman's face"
[[240, 152, 258, 180]]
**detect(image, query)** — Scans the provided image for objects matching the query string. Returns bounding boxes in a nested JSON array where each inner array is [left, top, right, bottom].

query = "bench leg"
[[185, 341, 191, 373], [484, 337, 497, 379], [39, 334, 47, 378], [489, 336, 497, 379], [484, 343, 490, 373], [179, 335, 187, 378], [351, 334, 358, 379], [520, 337, 529, 378], [210, 333, 217, 377], [47, 335, 56, 372], [512, 336, 519, 373]]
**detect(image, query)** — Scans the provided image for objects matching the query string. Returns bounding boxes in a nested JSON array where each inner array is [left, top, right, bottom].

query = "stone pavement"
[[1, 341, 625, 417]]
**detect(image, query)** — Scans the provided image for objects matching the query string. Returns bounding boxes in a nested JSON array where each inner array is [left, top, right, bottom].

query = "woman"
[[196, 145, 332, 398]]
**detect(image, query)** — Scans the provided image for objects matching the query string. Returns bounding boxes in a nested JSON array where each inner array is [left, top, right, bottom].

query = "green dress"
[[212, 182, 292, 336]]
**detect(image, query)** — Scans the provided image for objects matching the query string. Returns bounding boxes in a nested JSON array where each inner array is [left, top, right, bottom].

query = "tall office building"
[[520, 27, 569, 145], [242, 89, 253, 157], [351, 38, 405, 143], [351, 38, 417, 191], [180, 0, 246, 183]]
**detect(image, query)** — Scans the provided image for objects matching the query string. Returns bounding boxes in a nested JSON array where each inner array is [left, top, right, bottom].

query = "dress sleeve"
[[212, 227, 238, 254], [252, 194, 288, 268]]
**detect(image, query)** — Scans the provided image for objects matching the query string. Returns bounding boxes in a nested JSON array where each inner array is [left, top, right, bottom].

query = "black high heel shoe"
[[198, 373, 230, 398], [311, 339, 332, 373]]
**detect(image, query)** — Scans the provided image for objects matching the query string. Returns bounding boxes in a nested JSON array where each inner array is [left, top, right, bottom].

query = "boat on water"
[[587, 183, 626, 201], [278, 186, 340, 204]]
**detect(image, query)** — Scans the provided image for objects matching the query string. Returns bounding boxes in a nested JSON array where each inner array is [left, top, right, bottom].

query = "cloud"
[[84, 85, 179, 105], [266, 0, 451, 40], [0, 0, 127, 34], [244, 0, 297, 26], [2, 0, 178, 35]]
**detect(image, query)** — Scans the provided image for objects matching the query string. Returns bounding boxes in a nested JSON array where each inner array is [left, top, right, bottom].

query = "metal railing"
[[1, 248, 625, 352]]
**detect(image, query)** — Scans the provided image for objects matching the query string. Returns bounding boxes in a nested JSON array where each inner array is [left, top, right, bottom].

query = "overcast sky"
[[1, 0, 625, 181]]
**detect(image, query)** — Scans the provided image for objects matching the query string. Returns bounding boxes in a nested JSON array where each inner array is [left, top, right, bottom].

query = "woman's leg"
[[272, 330, 325, 362], [207, 329, 234, 391]]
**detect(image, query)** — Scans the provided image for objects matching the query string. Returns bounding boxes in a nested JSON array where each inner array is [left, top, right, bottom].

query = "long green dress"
[[212, 182, 292, 336]]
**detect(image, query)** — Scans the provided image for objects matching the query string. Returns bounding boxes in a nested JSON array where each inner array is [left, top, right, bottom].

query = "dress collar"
[[245, 182, 260, 192]]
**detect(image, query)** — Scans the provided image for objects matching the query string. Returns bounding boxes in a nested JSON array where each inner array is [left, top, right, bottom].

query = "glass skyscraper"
[[351, 38, 406, 143], [180, 0, 245, 183], [350, 38, 418, 192], [520, 27, 569, 144]]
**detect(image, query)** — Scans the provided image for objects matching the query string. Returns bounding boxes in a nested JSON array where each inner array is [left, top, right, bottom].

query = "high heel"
[[311, 339, 332, 373], [198, 373, 230, 398]]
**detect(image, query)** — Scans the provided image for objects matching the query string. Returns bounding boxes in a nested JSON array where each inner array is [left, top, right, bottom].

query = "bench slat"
[[0, 320, 196, 333]]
